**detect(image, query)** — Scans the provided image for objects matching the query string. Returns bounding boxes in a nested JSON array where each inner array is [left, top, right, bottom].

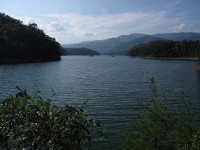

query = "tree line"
[[0, 13, 61, 62], [129, 40, 200, 58]]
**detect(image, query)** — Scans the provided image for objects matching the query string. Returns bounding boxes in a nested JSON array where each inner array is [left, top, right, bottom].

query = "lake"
[[0, 56, 200, 148]]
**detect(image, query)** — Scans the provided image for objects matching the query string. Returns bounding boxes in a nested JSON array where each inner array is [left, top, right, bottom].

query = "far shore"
[[129, 56, 199, 61]]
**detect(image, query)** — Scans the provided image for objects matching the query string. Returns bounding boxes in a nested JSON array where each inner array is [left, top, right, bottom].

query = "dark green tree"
[[0, 87, 102, 149], [0, 13, 61, 63], [129, 40, 200, 58], [120, 78, 200, 150]]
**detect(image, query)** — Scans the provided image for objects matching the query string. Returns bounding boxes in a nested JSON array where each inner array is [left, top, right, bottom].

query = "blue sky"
[[0, 0, 200, 44]]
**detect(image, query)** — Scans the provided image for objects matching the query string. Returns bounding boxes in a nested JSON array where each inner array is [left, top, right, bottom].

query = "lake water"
[[0, 56, 200, 148]]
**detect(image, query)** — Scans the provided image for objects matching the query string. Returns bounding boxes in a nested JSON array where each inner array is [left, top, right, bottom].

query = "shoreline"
[[0, 58, 61, 65], [129, 56, 199, 61]]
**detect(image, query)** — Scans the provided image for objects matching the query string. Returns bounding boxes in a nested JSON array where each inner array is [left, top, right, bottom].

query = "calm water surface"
[[0, 56, 200, 148]]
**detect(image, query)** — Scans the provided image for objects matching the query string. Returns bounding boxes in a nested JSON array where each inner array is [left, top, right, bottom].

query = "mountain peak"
[[62, 32, 200, 55]]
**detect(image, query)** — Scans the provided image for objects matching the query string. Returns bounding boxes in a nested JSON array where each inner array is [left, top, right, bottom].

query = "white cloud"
[[84, 33, 94, 37], [46, 22, 65, 32], [24, 18, 37, 25], [37, 11, 198, 44], [42, 11, 173, 43], [14, 16, 38, 25], [171, 24, 189, 32]]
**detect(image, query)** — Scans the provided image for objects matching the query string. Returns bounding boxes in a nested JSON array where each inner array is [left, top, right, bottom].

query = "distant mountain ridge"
[[62, 48, 100, 56], [152, 32, 200, 41], [62, 32, 200, 55], [107, 36, 163, 55]]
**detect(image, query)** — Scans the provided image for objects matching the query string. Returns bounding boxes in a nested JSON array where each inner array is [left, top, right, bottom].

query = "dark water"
[[0, 56, 200, 148]]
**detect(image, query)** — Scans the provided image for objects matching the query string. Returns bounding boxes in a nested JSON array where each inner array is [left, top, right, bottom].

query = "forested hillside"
[[0, 13, 61, 63], [129, 40, 200, 58], [107, 36, 162, 55], [62, 48, 100, 56], [63, 33, 200, 55]]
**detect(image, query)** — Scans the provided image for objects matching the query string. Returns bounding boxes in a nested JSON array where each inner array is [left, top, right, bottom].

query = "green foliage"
[[129, 40, 200, 58], [0, 87, 102, 150], [169, 91, 200, 150], [120, 77, 200, 150], [0, 13, 61, 62]]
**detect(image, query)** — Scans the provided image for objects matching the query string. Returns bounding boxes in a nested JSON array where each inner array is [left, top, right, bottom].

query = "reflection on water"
[[0, 56, 199, 148]]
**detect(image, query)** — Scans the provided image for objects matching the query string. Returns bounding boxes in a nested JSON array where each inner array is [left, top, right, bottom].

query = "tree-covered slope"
[[62, 33, 147, 54], [62, 33, 200, 55], [107, 36, 163, 55], [0, 13, 61, 63], [62, 47, 100, 55], [129, 40, 200, 58]]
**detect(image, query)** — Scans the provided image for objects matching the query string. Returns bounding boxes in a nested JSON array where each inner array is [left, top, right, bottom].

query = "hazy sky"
[[0, 0, 200, 44]]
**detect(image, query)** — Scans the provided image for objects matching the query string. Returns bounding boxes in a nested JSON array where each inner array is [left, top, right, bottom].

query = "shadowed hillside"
[[129, 40, 200, 58], [0, 13, 61, 63], [62, 32, 200, 55], [62, 47, 100, 56]]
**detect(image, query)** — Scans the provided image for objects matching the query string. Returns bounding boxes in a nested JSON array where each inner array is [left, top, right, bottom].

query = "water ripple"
[[0, 56, 200, 148]]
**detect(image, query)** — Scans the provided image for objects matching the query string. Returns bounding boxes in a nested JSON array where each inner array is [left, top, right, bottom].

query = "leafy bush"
[[0, 87, 102, 150], [120, 77, 200, 150]]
